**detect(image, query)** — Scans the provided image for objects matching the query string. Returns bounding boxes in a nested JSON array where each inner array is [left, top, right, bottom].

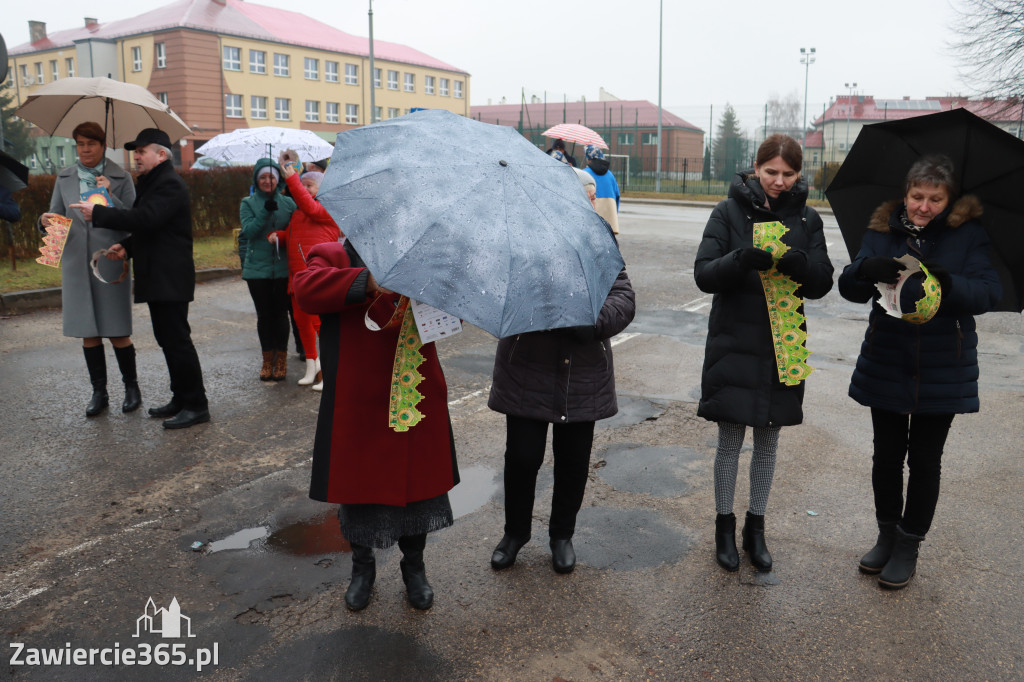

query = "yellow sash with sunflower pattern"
[[752, 221, 813, 385]]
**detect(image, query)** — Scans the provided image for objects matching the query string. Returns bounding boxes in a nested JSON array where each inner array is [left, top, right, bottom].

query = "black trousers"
[[246, 278, 290, 352], [148, 301, 208, 411], [502, 415, 595, 541], [870, 408, 955, 536]]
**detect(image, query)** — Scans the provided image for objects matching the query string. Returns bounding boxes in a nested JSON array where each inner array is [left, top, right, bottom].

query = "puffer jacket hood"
[[587, 157, 610, 176], [867, 194, 984, 235], [251, 158, 285, 199]]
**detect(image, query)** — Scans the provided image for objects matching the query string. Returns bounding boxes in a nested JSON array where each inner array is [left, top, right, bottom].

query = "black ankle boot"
[[878, 526, 924, 590], [742, 511, 773, 572], [859, 520, 898, 574], [345, 544, 376, 611], [398, 535, 433, 610], [83, 346, 108, 417], [715, 513, 739, 572]]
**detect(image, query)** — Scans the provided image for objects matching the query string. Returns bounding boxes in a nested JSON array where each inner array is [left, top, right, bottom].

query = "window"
[[387, 107, 400, 119], [35, 62, 44, 84], [304, 57, 318, 80], [642, 132, 659, 146], [57, 147, 66, 165], [155, 43, 165, 68], [131, 47, 142, 72], [51, 60, 59, 81], [454, 81, 463, 99], [275, 97, 290, 121], [404, 73, 414, 92], [345, 63, 358, 85], [225, 94, 242, 118], [251, 95, 267, 119], [439, 78, 449, 96], [425, 75, 435, 95], [326, 102, 339, 124], [373, 106, 382, 122], [373, 68, 381, 88], [324, 61, 338, 83], [30, 155, 37, 170], [20, 65, 29, 86], [305, 100, 320, 122], [223, 46, 241, 71], [387, 70, 398, 90], [346, 103, 358, 124], [273, 53, 289, 77], [617, 132, 634, 146], [158, 92, 169, 105], [66, 58, 75, 77], [250, 50, 266, 74]]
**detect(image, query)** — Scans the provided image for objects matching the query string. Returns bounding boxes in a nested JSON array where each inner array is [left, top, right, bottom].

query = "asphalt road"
[[1, 200, 1022, 680]]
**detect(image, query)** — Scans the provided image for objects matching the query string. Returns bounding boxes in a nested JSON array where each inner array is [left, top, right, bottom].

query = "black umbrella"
[[0, 148, 29, 192], [826, 107, 1024, 312]]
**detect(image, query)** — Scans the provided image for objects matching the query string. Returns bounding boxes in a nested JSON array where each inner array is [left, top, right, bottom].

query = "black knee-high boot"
[[345, 543, 375, 611], [113, 344, 142, 413], [398, 534, 433, 610], [83, 345, 108, 417]]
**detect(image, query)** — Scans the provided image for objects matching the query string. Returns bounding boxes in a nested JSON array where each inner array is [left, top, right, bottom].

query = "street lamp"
[[844, 81, 858, 159], [799, 47, 815, 151]]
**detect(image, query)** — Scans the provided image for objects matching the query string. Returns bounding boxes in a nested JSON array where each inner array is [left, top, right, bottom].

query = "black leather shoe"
[[490, 534, 529, 570], [162, 408, 210, 430], [148, 400, 181, 418], [550, 538, 576, 574], [122, 383, 142, 413], [86, 389, 109, 417]]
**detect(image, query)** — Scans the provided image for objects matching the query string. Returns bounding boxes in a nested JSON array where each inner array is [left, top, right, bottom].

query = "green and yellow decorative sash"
[[388, 297, 426, 432], [752, 221, 813, 386]]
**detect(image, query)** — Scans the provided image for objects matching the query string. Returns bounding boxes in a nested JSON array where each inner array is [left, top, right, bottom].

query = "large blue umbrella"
[[317, 109, 625, 338]]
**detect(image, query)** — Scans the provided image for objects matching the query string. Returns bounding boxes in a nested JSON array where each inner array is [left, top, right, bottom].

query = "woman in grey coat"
[[39, 121, 139, 416]]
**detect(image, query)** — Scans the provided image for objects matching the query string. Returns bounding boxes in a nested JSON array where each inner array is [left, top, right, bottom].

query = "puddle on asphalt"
[[264, 513, 351, 555], [206, 526, 270, 553], [450, 465, 499, 519]]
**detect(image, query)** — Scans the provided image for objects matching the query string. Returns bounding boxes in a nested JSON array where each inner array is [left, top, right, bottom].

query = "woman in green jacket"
[[239, 159, 296, 380]]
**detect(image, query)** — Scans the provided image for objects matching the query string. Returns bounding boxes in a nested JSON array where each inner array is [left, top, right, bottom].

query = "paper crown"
[[900, 264, 943, 325]]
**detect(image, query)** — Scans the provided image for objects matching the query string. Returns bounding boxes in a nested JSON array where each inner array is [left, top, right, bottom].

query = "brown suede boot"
[[259, 351, 274, 381], [271, 351, 287, 381]]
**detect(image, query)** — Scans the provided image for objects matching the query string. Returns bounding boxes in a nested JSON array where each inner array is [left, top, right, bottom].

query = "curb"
[[0, 268, 242, 315]]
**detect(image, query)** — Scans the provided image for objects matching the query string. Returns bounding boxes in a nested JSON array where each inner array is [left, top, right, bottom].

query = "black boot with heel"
[[715, 513, 739, 572], [83, 345, 108, 417], [113, 344, 141, 413], [742, 511, 773, 572]]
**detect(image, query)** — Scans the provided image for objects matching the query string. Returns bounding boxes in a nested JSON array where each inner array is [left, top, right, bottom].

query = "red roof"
[[813, 95, 1024, 125], [470, 100, 703, 132], [10, 0, 466, 74], [803, 130, 824, 148]]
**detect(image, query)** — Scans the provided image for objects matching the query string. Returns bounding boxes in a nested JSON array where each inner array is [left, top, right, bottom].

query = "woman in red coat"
[[293, 241, 459, 611], [270, 165, 340, 390]]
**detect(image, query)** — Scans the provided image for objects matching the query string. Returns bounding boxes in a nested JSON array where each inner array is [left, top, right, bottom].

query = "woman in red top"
[[270, 165, 340, 389]]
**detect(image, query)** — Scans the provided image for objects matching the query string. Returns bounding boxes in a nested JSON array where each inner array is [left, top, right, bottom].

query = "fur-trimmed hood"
[[867, 194, 983, 233]]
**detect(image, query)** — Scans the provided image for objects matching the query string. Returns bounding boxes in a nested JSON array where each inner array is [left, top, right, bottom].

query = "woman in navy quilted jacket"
[[838, 154, 1001, 590]]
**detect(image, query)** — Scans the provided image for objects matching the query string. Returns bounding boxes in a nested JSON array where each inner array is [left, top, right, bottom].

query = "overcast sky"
[[2, 0, 970, 135]]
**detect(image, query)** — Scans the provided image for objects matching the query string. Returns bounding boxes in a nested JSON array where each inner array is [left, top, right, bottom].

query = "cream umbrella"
[[14, 77, 191, 148]]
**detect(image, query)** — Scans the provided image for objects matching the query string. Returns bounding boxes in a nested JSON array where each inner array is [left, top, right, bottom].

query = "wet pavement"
[[1, 201, 1022, 680]]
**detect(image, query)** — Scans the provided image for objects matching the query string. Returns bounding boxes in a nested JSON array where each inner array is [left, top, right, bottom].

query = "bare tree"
[[952, 0, 1024, 102], [766, 90, 803, 132]]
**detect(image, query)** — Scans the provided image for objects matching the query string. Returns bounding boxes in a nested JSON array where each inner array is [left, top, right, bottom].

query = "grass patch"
[[0, 234, 241, 295]]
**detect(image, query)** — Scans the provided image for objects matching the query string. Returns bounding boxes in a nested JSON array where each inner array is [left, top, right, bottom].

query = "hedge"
[[3, 166, 255, 258]]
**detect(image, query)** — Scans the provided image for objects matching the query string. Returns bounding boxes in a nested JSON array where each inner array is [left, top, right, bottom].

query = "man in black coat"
[[72, 128, 210, 429]]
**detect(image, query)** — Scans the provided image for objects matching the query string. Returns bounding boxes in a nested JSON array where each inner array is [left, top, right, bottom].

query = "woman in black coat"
[[487, 262, 635, 574], [694, 134, 833, 573], [838, 154, 1001, 590]]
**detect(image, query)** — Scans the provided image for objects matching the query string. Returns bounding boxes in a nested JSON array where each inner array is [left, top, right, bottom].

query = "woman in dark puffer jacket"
[[839, 154, 1001, 590], [695, 134, 834, 573]]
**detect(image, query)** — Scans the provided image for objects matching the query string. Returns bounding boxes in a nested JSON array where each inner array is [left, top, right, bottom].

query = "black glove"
[[737, 248, 774, 271], [567, 325, 596, 344], [858, 256, 906, 284], [776, 249, 809, 281], [264, 199, 278, 212], [922, 261, 953, 297]]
